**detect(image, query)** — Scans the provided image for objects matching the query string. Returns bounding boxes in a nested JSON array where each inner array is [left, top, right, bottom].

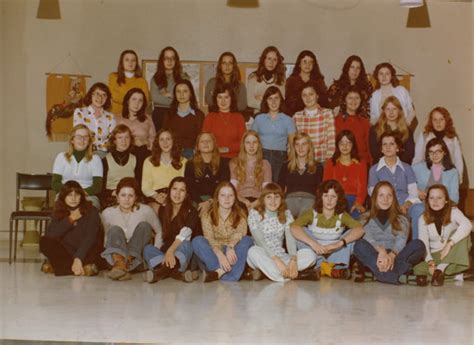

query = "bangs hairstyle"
[[107, 124, 134, 152], [153, 46, 183, 89], [211, 83, 238, 113], [122, 88, 147, 121], [291, 50, 324, 81], [170, 79, 199, 111], [425, 138, 455, 170], [259, 86, 284, 114], [231, 130, 264, 189], [424, 107, 458, 139], [116, 50, 143, 86], [53, 180, 92, 220], [253, 46, 286, 85], [255, 183, 288, 224], [373, 62, 399, 89], [115, 177, 140, 210], [150, 129, 183, 170], [314, 179, 347, 215], [423, 184, 455, 227], [66, 124, 94, 162], [335, 55, 370, 91], [331, 129, 360, 165], [340, 86, 363, 115], [379, 132, 403, 153], [374, 96, 409, 143], [215, 52, 242, 92], [83, 82, 112, 111], [193, 132, 221, 178], [363, 181, 405, 234], [209, 181, 247, 229], [161, 176, 193, 242], [287, 131, 317, 174]]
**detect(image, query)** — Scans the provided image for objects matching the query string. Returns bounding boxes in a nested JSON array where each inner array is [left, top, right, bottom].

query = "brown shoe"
[[41, 260, 54, 274], [431, 269, 445, 287], [145, 264, 172, 284], [241, 266, 254, 280], [203, 270, 219, 283], [297, 267, 321, 281], [170, 268, 194, 283], [331, 268, 352, 280], [416, 275, 428, 287], [107, 254, 128, 280], [83, 264, 99, 277]]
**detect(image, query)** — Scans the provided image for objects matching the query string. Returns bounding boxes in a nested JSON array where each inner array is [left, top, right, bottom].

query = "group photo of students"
[[41, 45, 472, 288]]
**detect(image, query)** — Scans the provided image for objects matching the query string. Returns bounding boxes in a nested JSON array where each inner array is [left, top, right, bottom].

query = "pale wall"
[[1, 0, 473, 229]]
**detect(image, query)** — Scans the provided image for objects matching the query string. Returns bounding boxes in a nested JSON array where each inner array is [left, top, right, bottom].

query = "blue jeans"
[[296, 228, 353, 268], [192, 235, 254, 281], [353, 239, 426, 284], [262, 149, 287, 183], [143, 241, 193, 272], [408, 203, 425, 239], [345, 194, 361, 220]]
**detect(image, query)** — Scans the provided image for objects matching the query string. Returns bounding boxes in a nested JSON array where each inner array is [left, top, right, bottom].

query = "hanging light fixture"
[[36, 0, 61, 19], [406, 0, 430, 28], [227, 0, 259, 8], [400, 0, 423, 8]]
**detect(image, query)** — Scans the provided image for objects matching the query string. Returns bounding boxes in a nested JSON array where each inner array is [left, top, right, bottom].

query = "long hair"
[[83, 82, 112, 111], [252, 46, 285, 85], [214, 52, 242, 96], [107, 124, 134, 152], [65, 124, 94, 162], [334, 55, 370, 90], [208, 181, 246, 228], [169, 79, 199, 112], [259, 86, 285, 114], [425, 138, 455, 170], [193, 132, 221, 178], [161, 177, 193, 243], [149, 129, 183, 169], [115, 177, 141, 210], [152, 46, 183, 89], [210, 83, 238, 113], [290, 50, 324, 81], [287, 132, 317, 174], [314, 180, 347, 215], [339, 85, 363, 115], [116, 50, 142, 86], [373, 62, 399, 89], [254, 183, 287, 224], [231, 130, 264, 189], [374, 96, 409, 143], [330, 129, 360, 165], [423, 184, 455, 227], [424, 107, 458, 139], [363, 181, 404, 234], [121, 88, 147, 121], [53, 180, 93, 219]]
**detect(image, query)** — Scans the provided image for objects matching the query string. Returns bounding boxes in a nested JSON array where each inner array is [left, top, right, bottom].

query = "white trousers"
[[247, 246, 316, 282]]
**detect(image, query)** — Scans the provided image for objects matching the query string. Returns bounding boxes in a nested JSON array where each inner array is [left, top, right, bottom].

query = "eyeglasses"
[[92, 92, 107, 99], [74, 135, 89, 141], [428, 150, 444, 155]]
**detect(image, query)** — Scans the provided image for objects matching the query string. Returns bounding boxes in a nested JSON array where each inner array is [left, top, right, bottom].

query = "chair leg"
[[9, 218, 14, 264], [14, 219, 19, 262]]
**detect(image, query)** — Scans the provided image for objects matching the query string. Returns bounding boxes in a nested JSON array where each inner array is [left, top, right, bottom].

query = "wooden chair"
[[9, 173, 53, 264]]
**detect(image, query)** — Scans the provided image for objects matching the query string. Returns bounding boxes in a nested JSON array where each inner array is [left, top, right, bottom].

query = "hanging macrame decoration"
[[45, 53, 91, 141]]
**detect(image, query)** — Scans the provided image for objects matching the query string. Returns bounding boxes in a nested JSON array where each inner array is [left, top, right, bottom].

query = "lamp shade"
[[400, 0, 423, 8], [36, 0, 61, 19]]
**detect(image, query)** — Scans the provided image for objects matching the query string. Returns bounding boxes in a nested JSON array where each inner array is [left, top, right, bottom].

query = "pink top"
[[229, 159, 272, 199], [117, 115, 156, 149]]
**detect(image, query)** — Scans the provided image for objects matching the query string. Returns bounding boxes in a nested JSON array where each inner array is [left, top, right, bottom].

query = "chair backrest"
[[16, 173, 52, 211]]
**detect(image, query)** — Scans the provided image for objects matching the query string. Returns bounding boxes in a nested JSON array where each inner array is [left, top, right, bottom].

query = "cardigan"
[[412, 162, 459, 203], [141, 157, 187, 197], [362, 215, 409, 254], [323, 159, 368, 206], [205, 78, 248, 112], [248, 209, 297, 258], [413, 132, 464, 183], [285, 75, 329, 116], [108, 73, 150, 116], [418, 207, 472, 262], [369, 86, 415, 125], [229, 159, 272, 199], [334, 113, 372, 165], [202, 112, 246, 158], [163, 108, 205, 149]]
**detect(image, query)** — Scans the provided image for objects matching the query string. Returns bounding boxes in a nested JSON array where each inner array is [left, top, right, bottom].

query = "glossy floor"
[[1, 241, 473, 344]]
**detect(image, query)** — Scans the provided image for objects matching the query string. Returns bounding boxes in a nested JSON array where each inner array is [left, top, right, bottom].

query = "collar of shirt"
[[177, 108, 196, 118], [265, 112, 282, 120], [376, 156, 404, 172], [87, 105, 106, 119], [304, 107, 322, 117]]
